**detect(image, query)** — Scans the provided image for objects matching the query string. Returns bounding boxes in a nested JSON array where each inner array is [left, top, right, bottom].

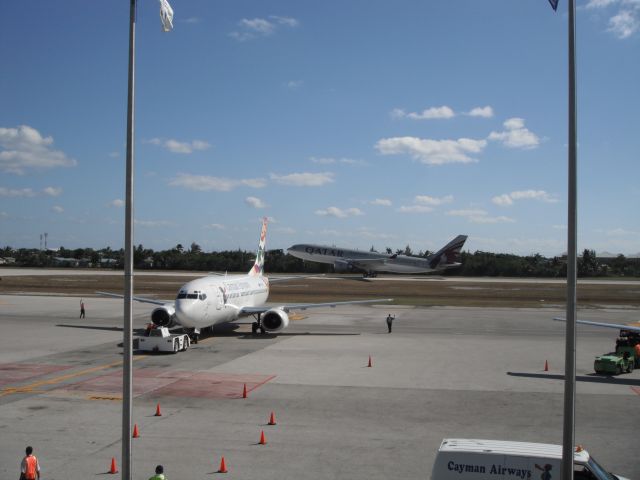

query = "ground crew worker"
[[20, 446, 40, 480], [635, 343, 640, 366], [386, 314, 395, 333], [149, 464, 166, 480], [80, 299, 85, 319]]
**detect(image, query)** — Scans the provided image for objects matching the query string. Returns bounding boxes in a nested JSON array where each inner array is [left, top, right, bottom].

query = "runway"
[[0, 293, 639, 479]]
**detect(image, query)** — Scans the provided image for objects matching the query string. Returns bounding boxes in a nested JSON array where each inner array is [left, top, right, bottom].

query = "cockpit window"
[[186, 293, 198, 299], [177, 293, 187, 299], [199, 293, 207, 300]]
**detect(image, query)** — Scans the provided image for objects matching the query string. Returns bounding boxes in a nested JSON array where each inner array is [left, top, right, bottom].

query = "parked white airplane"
[[287, 235, 468, 277], [99, 218, 391, 342]]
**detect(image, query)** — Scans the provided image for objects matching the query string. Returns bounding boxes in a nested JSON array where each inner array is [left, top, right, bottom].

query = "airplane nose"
[[175, 300, 196, 327]]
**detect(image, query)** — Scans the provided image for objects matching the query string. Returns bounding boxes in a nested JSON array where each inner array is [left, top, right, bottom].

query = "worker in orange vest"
[[20, 446, 40, 480]]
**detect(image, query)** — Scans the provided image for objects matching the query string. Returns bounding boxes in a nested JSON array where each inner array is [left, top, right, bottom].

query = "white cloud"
[[391, 105, 455, 120], [310, 157, 365, 166], [604, 227, 640, 236], [230, 15, 299, 41], [43, 187, 62, 197], [169, 173, 266, 191], [0, 125, 77, 174], [375, 136, 486, 165], [398, 205, 434, 213], [492, 190, 559, 206], [110, 199, 125, 208], [415, 194, 453, 206], [0, 186, 64, 197], [0, 211, 8, 219], [446, 209, 515, 224], [286, 80, 303, 89], [315, 207, 364, 218], [275, 226, 296, 234], [488, 117, 540, 149], [245, 196, 267, 209], [109, 152, 120, 158], [371, 198, 392, 206], [586, 0, 618, 8], [51, 206, 64, 214], [608, 10, 639, 38], [467, 106, 494, 118], [206, 223, 226, 230], [148, 138, 211, 154], [135, 219, 175, 228], [270, 172, 334, 186]]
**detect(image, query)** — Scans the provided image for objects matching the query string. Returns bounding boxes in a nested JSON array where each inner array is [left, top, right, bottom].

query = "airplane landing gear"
[[188, 328, 200, 344], [251, 315, 267, 335]]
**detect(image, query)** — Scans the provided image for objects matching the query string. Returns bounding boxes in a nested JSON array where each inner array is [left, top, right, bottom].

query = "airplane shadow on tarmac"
[[507, 371, 640, 387], [56, 324, 148, 335], [209, 323, 360, 340]]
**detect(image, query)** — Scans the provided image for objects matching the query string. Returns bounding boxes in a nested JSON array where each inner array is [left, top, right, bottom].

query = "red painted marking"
[[631, 387, 640, 396], [154, 373, 276, 399], [54, 368, 275, 399], [0, 363, 72, 387]]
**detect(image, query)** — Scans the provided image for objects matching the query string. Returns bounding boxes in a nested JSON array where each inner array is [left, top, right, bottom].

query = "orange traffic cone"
[[242, 383, 247, 398], [155, 403, 162, 416], [259, 430, 266, 445], [544, 360, 549, 372], [109, 457, 118, 474], [268, 411, 277, 425], [218, 456, 228, 473], [368, 355, 372, 368], [132, 423, 139, 438]]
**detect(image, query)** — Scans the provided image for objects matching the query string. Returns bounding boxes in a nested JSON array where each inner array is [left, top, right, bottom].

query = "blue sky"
[[1, 0, 639, 257]]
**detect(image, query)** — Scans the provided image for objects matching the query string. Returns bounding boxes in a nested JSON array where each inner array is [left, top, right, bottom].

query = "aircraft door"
[[216, 287, 225, 310]]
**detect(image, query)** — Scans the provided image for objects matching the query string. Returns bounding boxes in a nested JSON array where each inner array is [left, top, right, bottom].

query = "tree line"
[[1, 244, 639, 278]]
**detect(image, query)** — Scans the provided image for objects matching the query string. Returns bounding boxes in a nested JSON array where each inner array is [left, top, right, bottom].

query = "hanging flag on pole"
[[548, 0, 559, 10], [159, 0, 174, 32]]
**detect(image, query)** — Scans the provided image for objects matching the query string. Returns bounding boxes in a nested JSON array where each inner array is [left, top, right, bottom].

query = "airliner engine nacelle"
[[151, 305, 178, 328], [333, 259, 354, 272], [261, 308, 290, 333]]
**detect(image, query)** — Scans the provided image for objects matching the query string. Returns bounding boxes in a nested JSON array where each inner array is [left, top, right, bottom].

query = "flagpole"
[[562, 0, 577, 479], [123, 0, 136, 479]]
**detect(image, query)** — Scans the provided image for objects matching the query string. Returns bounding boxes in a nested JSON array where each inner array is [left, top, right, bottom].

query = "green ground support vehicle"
[[593, 330, 640, 375], [594, 351, 634, 375]]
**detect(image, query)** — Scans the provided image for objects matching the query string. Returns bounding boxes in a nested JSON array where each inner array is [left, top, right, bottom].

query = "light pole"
[[122, 1, 173, 479]]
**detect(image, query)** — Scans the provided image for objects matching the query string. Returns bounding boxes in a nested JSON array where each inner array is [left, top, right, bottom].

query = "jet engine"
[[333, 259, 354, 272], [151, 305, 178, 328], [261, 308, 290, 333]]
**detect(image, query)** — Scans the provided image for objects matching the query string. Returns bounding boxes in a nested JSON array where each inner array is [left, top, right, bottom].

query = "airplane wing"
[[266, 274, 326, 283], [96, 291, 172, 306], [553, 317, 640, 333], [240, 298, 393, 315]]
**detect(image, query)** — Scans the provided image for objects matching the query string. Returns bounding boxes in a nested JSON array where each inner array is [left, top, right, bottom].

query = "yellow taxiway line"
[[0, 356, 147, 397]]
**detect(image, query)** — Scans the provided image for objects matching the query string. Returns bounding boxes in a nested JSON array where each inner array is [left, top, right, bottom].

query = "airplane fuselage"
[[287, 244, 442, 274], [173, 274, 269, 329]]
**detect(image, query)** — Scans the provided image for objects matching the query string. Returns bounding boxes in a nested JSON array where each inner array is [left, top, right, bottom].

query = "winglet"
[[249, 217, 268, 276]]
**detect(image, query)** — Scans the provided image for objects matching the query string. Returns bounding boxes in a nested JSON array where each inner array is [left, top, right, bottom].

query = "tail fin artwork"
[[249, 217, 268, 276], [428, 235, 468, 270]]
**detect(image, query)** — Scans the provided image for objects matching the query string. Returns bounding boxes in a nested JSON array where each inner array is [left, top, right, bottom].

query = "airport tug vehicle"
[[593, 330, 639, 375], [137, 326, 190, 353]]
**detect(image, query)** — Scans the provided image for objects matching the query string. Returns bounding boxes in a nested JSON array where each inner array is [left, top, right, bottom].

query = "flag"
[[159, 0, 174, 32], [548, 0, 558, 10]]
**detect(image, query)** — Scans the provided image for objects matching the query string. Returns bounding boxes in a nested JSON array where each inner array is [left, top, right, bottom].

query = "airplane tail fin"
[[249, 217, 268, 276], [428, 235, 467, 270]]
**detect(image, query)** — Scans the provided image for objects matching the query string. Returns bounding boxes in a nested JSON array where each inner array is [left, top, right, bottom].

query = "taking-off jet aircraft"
[[99, 218, 391, 341], [287, 235, 468, 277]]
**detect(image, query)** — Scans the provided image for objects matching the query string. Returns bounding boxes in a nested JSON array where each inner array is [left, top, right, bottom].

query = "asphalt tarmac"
[[0, 293, 639, 479]]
